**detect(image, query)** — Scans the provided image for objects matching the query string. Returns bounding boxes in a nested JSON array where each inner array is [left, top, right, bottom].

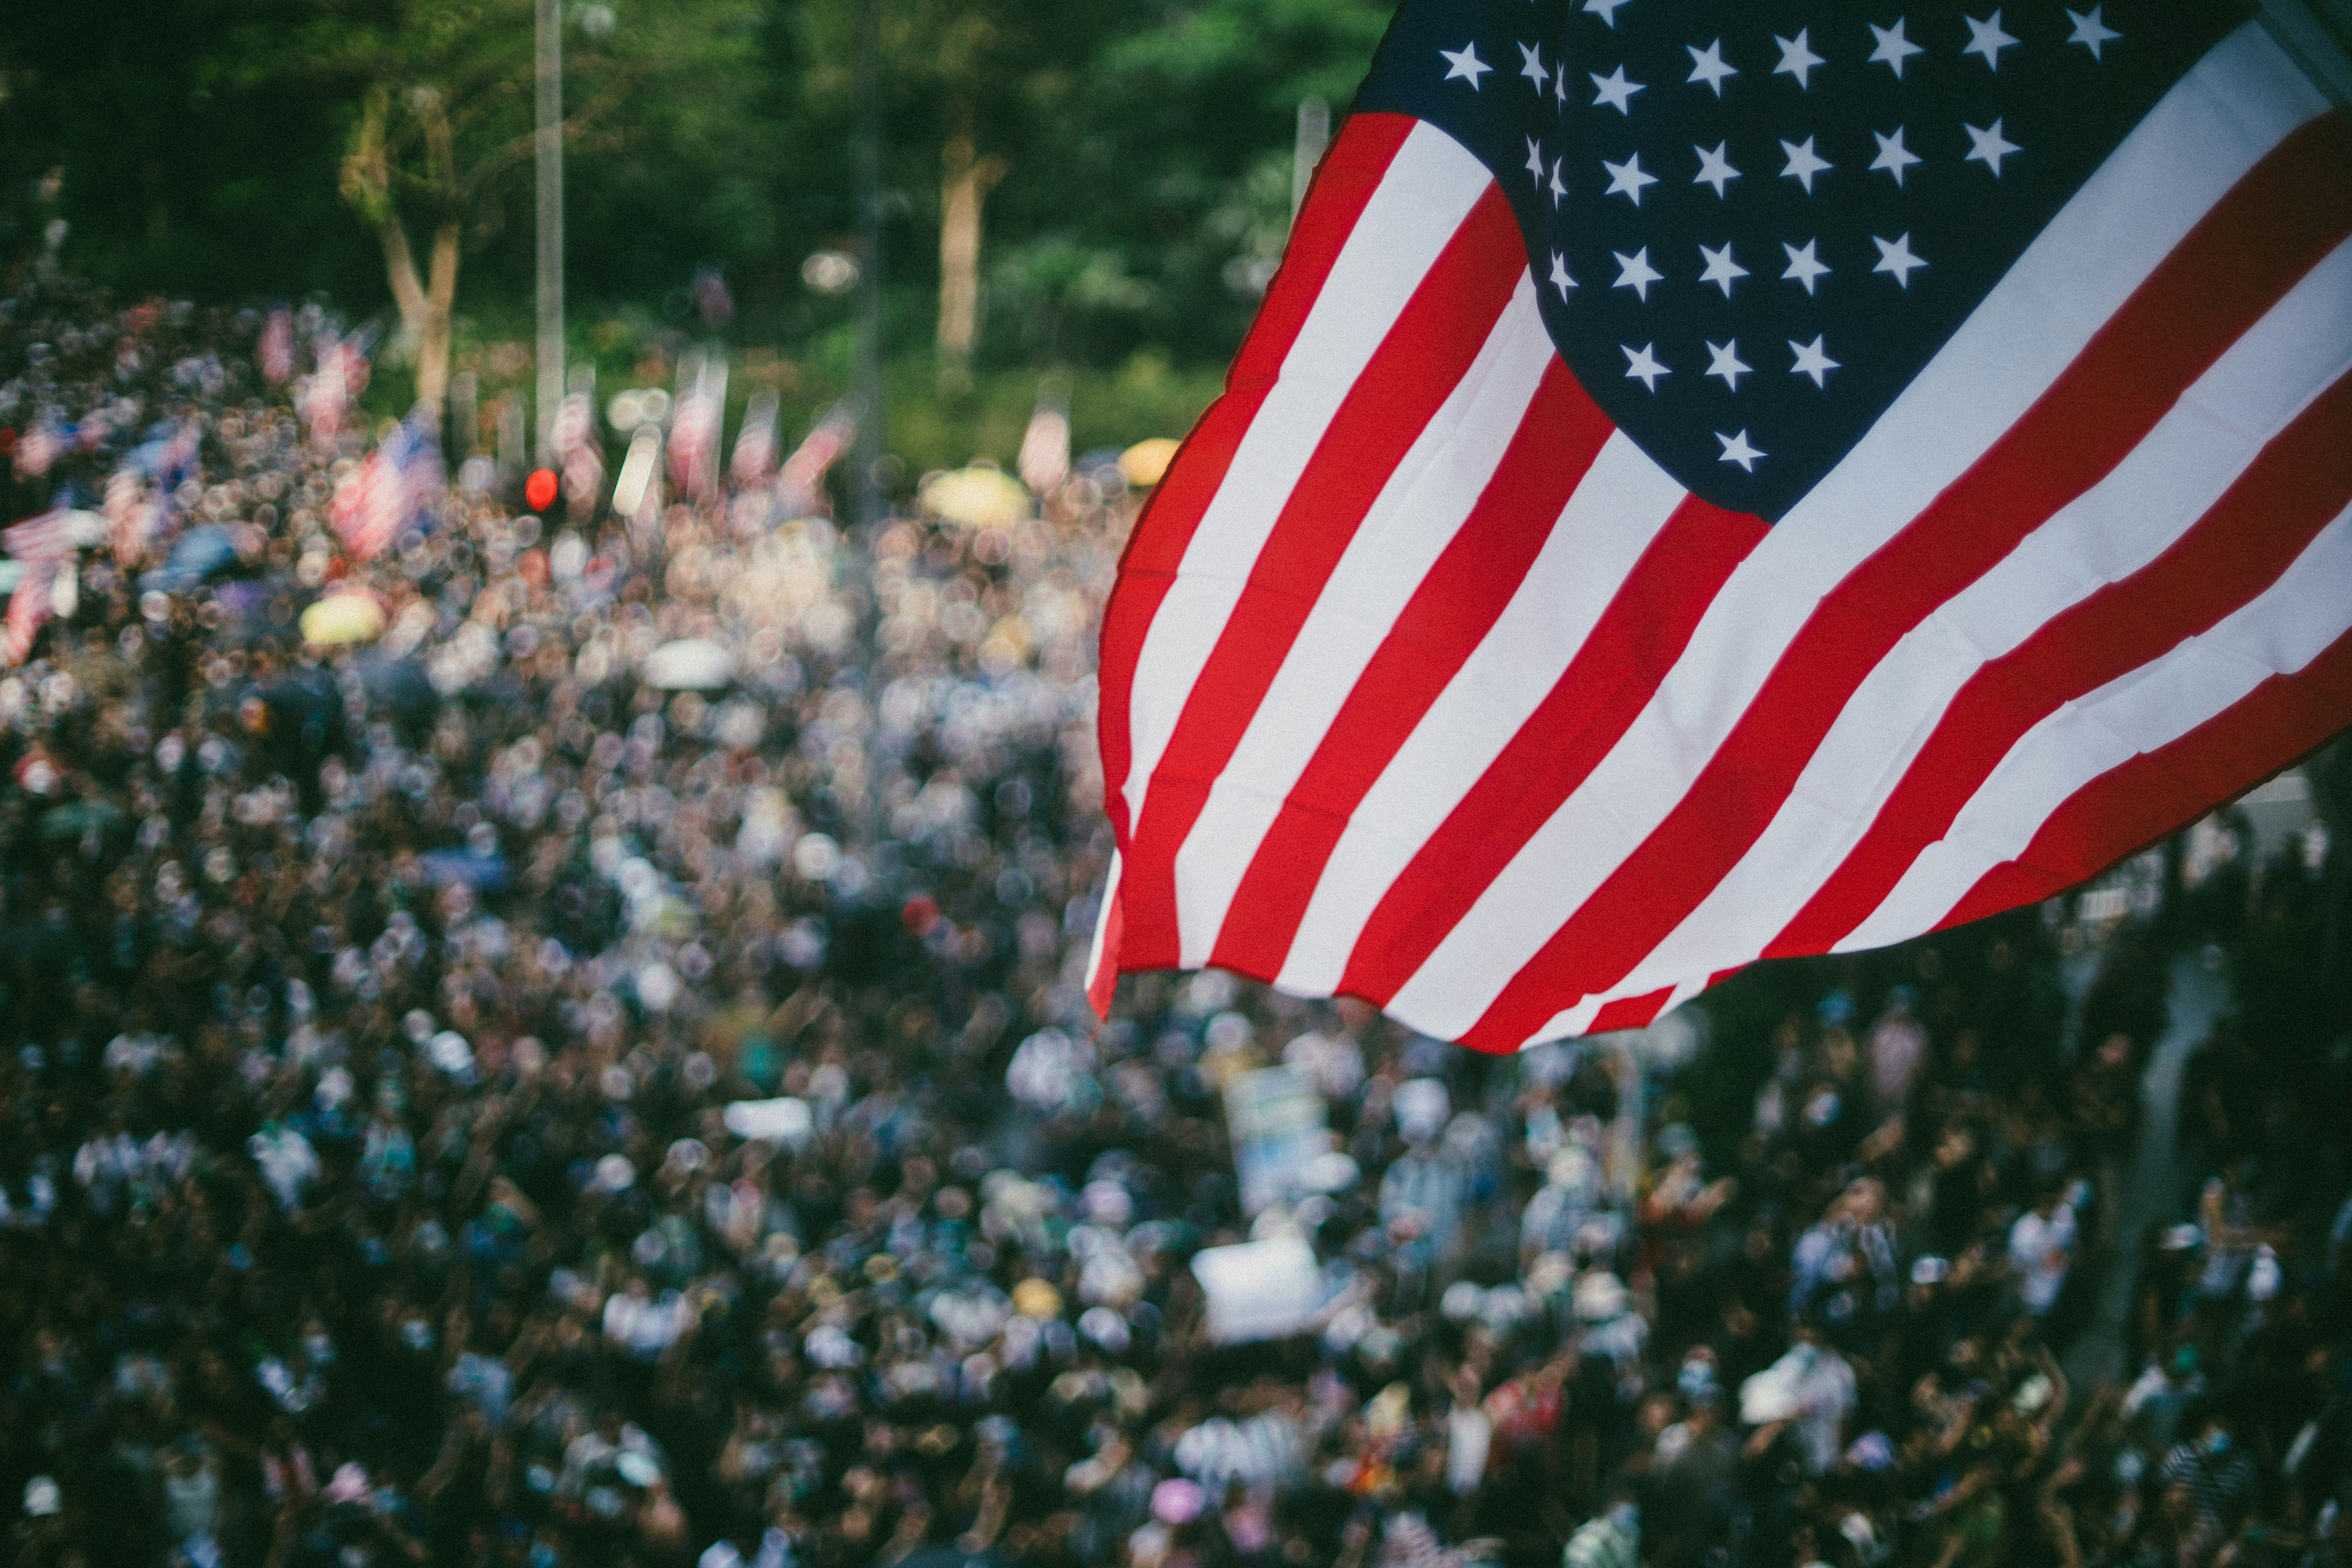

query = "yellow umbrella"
[[921, 465, 1031, 530], [1118, 437, 1180, 488], [299, 593, 388, 645], [1011, 1278, 1063, 1320]]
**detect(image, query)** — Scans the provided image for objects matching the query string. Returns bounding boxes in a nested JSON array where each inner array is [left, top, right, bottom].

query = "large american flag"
[[1089, 0, 2352, 1051]]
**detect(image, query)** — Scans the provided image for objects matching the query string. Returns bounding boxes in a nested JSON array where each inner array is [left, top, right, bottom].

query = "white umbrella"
[[643, 637, 734, 690], [723, 1098, 813, 1147]]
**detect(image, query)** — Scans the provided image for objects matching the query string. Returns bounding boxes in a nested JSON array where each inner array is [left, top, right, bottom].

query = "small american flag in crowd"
[[553, 393, 606, 509], [776, 403, 858, 516], [331, 413, 444, 561], [103, 469, 158, 566], [3, 507, 82, 666], [669, 355, 728, 504], [141, 418, 203, 494], [667, 390, 720, 502], [302, 333, 372, 446], [11, 419, 65, 478], [730, 391, 780, 488], [1091, 0, 2352, 1049], [1018, 390, 1073, 496], [259, 309, 296, 386]]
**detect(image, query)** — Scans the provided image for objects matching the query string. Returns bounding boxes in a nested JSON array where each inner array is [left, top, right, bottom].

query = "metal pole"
[[848, 0, 888, 852], [1291, 97, 1330, 227], [854, 0, 885, 532], [534, 0, 565, 462]]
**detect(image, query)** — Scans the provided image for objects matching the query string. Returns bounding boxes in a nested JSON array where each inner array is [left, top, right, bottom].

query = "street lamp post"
[[850, 0, 887, 850], [535, 0, 565, 463], [1291, 97, 1328, 226], [853, 0, 885, 533]]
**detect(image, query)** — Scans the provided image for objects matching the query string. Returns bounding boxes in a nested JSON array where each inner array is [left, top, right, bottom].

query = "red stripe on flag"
[[1208, 359, 1616, 979], [1459, 111, 2352, 1053], [1117, 183, 1530, 969], [1935, 628, 2352, 930], [1338, 495, 1768, 1005], [1584, 988, 1673, 1039], [1097, 114, 1417, 848], [1768, 369, 2352, 958], [1086, 877, 1125, 1018]]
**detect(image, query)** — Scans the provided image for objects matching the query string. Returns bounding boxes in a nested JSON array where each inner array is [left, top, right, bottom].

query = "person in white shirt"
[[602, 1275, 695, 1360], [2007, 1187, 2077, 1318]]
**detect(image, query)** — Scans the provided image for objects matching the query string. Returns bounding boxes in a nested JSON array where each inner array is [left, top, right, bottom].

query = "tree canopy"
[[0, 0, 1392, 387]]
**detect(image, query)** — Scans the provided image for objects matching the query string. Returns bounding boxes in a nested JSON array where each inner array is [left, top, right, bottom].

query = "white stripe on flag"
[[1276, 431, 1686, 996], [1842, 501, 2352, 950], [1120, 124, 1493, 830], [1537, 970, 1713, 1045], [1594, 234, 2352, 1003], [1084, 848, 1123, 997], [1173, 274, 1551, 966]]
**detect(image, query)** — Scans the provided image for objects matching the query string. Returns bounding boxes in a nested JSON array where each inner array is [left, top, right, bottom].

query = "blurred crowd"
[[1, 276, 2348, 1568]]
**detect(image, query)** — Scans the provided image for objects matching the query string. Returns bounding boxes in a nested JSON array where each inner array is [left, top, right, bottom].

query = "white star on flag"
[[1780, 136, 1833, 194], [1963, 10, 2018, 69], [1716, 429, 1765, 470], [1789, 334, 1839, 387], [1775, 29, 1826, 89], [1549, 252, 1577, 299], [1873, 231, 1928, 287], [1613, 246, 1664, 300], [1550, 157, 1569, 207], [1871, 128, 1922, 186], [1686, 39, 1737, 96], [1525, 136, 1546, 184], [1590, 66, 1645, 113], [1622, 342, 1670, 390], [1868, 18, 1924, 78], [1604, 153, 1659, 205], [1693, 141, 1740, 197], [1440, 43, 1491, 88], [1965, 118, 2020, 176], [1782, 239, 1831, 295], [1705, 340, 1753, 390], [1518, 42, 1549, 91], [1584, 0, 1630, 28], [1698, 241, 1749, 297], [2066, 6, 2120, 59]]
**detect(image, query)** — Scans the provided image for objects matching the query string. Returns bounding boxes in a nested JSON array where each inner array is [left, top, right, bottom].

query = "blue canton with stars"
[[1353, 0, 2245, 518]]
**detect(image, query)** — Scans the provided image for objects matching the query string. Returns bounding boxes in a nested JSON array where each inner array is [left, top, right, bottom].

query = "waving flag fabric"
[[331, 414, 443, 562], [554, 393, 607, 510], [1089, 0, 2352, 1052], [4, 508, 77, 665]]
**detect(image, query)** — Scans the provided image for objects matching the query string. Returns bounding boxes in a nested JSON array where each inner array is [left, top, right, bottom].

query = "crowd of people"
[[1, 275, 2348, 1568]]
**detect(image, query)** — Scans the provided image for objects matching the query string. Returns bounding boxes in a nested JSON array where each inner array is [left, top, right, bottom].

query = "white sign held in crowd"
[[722, 1097, 813, 1148], [1223, 1064, 1329, 1215], [1190, 1236, 1321, 1345]]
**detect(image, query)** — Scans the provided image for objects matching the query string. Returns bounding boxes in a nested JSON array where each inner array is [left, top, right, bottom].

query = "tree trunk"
[[937, 134, 1005, 390], [418, 221, 460, 419], [370, 211, 459, 426]]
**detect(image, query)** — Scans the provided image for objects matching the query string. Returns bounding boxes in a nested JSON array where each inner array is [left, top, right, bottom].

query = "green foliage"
[[2, 0, 1390, 444], [0, 0, 375, 298], [875, 350, 1226, 477]]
